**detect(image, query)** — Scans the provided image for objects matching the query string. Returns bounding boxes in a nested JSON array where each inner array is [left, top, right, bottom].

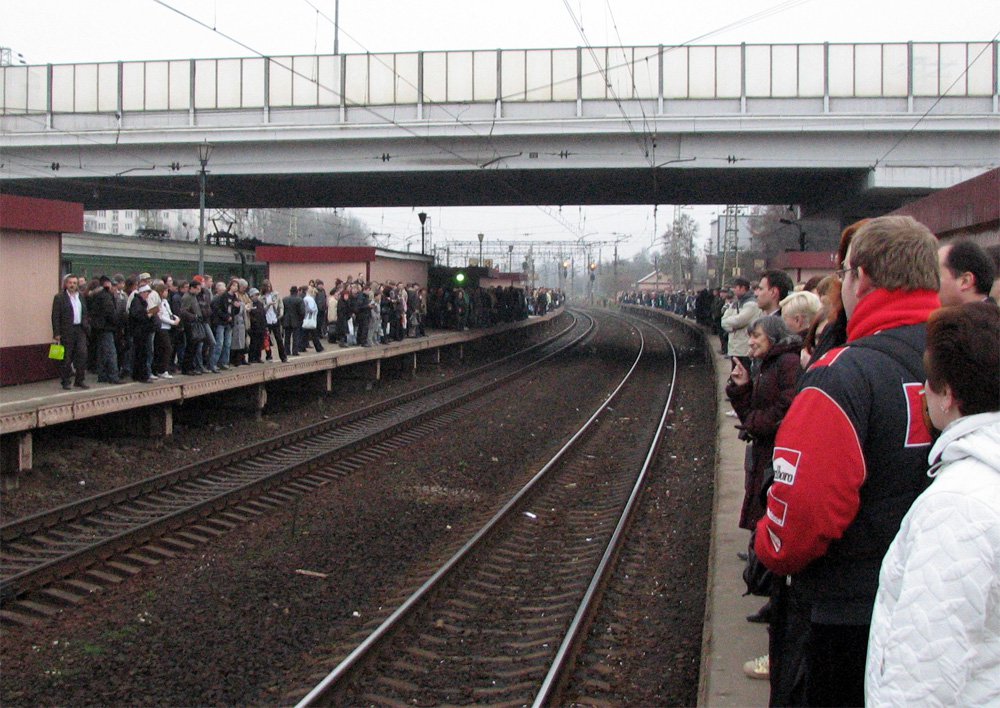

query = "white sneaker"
[[149, 373, 159, 379], [159, 372, 174, 379], [725, 410, 739, 418], [743, 654, 769, 680]]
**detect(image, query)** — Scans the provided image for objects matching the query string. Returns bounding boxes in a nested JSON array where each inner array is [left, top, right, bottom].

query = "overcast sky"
[[5, 0, 997, 255]]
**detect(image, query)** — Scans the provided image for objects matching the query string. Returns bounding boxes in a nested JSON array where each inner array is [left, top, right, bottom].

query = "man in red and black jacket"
[[755, 216, 941, 707]]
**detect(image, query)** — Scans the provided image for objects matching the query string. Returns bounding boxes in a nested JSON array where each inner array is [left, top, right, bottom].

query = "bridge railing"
[[2, 41, 996, 115]]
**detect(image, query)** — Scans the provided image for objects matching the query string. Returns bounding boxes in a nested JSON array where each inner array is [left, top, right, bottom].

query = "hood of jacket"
[[927, 410, 1000, 477]]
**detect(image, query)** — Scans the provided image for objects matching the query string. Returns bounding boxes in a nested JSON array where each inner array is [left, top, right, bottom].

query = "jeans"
[[201, 324, 216, 369], [146, 331, 155, 375], [96, 330, 119, 382], [212, 324, 232, 369]]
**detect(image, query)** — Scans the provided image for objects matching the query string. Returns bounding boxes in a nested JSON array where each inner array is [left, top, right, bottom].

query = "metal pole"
[[478, 232, 484, 267], [198, 164, 206, 276], [333, 0, 340, 55]]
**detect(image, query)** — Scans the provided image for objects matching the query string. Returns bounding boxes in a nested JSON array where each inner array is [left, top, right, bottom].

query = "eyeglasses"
[[835, 265, 857, 279]]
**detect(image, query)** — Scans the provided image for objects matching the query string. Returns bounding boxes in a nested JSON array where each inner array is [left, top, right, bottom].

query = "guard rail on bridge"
[[2, 41, 997, 123]]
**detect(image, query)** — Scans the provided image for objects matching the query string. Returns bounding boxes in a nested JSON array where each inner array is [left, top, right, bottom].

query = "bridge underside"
[[2, 166, 895, 214]]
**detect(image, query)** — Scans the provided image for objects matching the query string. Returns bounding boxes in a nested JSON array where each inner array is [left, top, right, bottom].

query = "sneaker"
[[159, 372, 174, 379], [725, 410, 739, 418], [743, 654, 769, 680], [149, 373, 160, 379]]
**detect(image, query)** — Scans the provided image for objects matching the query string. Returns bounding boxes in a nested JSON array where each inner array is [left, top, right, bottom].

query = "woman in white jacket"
[[866, 302, 1000, 706]]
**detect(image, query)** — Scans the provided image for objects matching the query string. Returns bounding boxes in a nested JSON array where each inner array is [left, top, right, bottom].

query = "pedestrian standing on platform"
[[302, 286, 325, 353], [195, 275, 217, 372], [210, 281, 234, 372], [315, 279, 328, 338], [128, 284, 156, 383], [51, 273, 90, 390], [282, 285, 305, 356], [721, 277, 761, 372], [865, 302, 1000, 706], [142, 275, 160, 378], [230, 279, 250, 366], [178, 280, 207, 375], [937, 240, 997, 306], [246, 288, 267, 362], [90, 275, 121, 384], [260, 279, 287, 362], [755, 216, 941, 707], [153, 281, 179, 379], [170, 281, 188, 373]]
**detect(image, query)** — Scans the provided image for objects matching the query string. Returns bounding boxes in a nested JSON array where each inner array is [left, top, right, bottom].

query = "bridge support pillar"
[[249, 383, 268, 419], [417, 348, 441, 366], [0, 431, 33, 485], [148, 404, 173, 437], [399, 352, 417, 378]]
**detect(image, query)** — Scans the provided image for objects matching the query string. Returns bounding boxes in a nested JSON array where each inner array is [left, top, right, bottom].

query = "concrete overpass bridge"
[[2, 40, 997, 218]]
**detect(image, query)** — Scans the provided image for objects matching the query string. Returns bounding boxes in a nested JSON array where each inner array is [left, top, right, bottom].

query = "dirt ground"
[[0, 312, 717, 706]]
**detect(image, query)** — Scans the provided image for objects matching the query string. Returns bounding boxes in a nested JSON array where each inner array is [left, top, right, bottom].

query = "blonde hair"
[[779, 290, 822, 320]]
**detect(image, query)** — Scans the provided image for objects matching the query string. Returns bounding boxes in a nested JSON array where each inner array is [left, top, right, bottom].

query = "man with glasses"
[[754, 216, 941, 706]]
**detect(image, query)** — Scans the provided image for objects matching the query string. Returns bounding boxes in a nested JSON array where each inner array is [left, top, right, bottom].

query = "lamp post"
[[197, 141, 213, 276], [478, 232, 484, 267], [417, 212, 428, 254], [507, 244, 514, 275]]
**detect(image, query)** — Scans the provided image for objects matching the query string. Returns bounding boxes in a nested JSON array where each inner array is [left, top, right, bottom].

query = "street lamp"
[[197, 141, 214, 276], [417, 212, 428, 254], [478, 232, 484, 267], [780, 218, 807, 252], [507, 244, 514, 274]]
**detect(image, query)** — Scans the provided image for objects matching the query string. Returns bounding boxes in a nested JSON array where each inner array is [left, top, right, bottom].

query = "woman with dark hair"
[[803, 220, 868, 368], [866, 302, 1000, 705], [727, 316, 803, 534]]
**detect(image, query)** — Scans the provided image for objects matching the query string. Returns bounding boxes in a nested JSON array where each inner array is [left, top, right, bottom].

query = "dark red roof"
[[771, 251, 838, 269], [890, 168, 999, 237], [255, 246, 377, 263], [1, 194, 83, 233]]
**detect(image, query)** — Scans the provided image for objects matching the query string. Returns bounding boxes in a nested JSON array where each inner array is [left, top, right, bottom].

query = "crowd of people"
[[51, 272, 563, 389], [621, 221, 999, 707]]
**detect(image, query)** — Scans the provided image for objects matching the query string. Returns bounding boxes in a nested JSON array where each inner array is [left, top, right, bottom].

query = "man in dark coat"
[[89, 275, 121, 384], [282, 285, 305, 355], [51, 273, 90, 390]]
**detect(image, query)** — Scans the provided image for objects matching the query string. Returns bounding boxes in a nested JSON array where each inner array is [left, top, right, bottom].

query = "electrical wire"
[[873, 34, 1000, 168]]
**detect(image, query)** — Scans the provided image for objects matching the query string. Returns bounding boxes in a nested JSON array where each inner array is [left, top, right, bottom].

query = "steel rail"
[[532, 310, 679, 706], [1, 314, 591, 604], [294, 309, 668, 707]]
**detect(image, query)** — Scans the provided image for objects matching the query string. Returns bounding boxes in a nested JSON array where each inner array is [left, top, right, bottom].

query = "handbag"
[[743, 531, 775, 597], [189, 321, 207, 343], [48, 343, 66, 360], [303, 311, 318, 330]]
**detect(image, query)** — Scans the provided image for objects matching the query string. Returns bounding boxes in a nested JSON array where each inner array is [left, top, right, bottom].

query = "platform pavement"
[[698, 335, 770, 707], [0, 311, 561, 478]]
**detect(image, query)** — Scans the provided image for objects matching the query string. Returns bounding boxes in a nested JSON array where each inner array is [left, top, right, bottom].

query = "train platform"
[[0, 311, 560, 480], [698, 335, 770, 707]]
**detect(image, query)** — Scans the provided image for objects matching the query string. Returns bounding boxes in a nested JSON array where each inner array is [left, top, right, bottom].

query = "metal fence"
[[2, 41, 997, 114]]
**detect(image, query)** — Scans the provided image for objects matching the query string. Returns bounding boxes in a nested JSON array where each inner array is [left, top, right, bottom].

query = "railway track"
[[0, 313, 591, 625], [290, 310, 679, 707]]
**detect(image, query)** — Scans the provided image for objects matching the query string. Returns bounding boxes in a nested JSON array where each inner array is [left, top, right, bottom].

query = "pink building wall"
[[0, 195, 84, 385], [0, 230, 60, 348], [371, 260, 426, 286]]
